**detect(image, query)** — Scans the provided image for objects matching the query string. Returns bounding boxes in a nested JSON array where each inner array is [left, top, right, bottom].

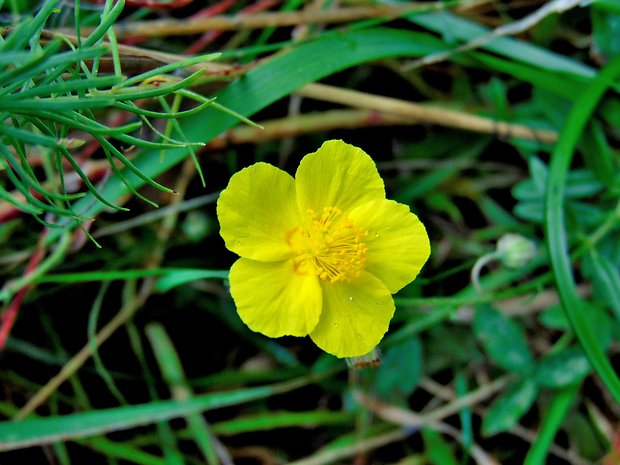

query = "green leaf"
[[47, 27, 462, 241], [593, 0, 620, 14], [422, 428, 458, 465], [34, 268, 229, 285], [592, 6, 620, 60], [212, 411, 353, 435], [482, 378, 538, 436], [535, 347, 591, 388], [580, 120, 618, 188], [374, 337, 422, 399], [587, 250, 620, 323], [0, 376, 316, 451], [408, 12, 596, 79], [474, 305, 535, 374], [543, 48, 620, 403], [155, 269, 230, 293], [524, 384, 579, 465]]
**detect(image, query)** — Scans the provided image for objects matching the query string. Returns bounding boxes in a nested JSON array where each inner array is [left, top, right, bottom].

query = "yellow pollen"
[[286, 207, 368, 282]]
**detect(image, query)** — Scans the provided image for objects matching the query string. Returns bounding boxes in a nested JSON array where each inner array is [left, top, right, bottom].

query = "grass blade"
[[544, 53, 620, 402]]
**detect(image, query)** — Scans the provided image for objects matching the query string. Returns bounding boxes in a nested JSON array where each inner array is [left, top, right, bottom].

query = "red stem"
[[184, 0, 277, 55], [0, 233, 47, 350]]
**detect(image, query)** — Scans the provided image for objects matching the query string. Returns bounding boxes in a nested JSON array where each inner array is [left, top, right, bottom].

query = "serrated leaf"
[[474, 305, 535, 374], [482, 378, 538, 436], [535, 347, 591, 388]]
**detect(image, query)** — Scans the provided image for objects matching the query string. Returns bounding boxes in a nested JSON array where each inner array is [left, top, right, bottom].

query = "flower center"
[[286, 207, 368, 282]]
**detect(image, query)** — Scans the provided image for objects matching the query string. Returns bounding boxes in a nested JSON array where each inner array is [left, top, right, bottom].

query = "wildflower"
[[217, 140, 430, 358]]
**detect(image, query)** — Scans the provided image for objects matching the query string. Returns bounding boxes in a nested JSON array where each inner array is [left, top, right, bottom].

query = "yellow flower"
[[217, 140, 430, 358]]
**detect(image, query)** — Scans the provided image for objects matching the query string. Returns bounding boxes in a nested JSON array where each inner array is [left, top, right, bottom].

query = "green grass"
[[1, 0, 620, 464]]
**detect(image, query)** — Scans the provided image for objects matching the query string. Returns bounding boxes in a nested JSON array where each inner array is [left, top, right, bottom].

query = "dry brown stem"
[[207, 109, 418, 150], [58, 3, 442, 39], [297, 83, 558, 142]]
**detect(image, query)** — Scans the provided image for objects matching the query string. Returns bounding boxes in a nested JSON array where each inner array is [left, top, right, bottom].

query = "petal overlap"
[[349, 199, 431, 293], [217, 163, 300, 262], [295, 140, 385, 216], [230, 258, 322, 337], [309, 272, 394, 358]]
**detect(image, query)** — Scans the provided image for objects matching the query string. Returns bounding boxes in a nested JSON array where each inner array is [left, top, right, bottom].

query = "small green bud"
[[497, 233, 537, 268]]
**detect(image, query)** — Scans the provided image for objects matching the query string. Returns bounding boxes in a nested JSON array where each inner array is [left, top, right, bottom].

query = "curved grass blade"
[[0, 375, 321, 451], [94, 135, 175, 194], [92, 69, 206, 101], [112, 98, 216, 119], [544, 53, 620, 402], [34, 110, 142, 136], [60, 147, 129, 212], [34, 268, 229, 284], [1, 75, 123, 100], [408, 11, 596, 79], [114, 52, 221, 89], [156, 94, 206, 186], [0, 40, 63, 94], [97, 141, 160, 208], [523, 384, 579, 465], [0, 156, 78, 218], [0, 47, 110, 96], [82, 0, 125, 48], [49, 27, 447, 239], [0, 124, 63, 148], [1, 0, 59, 51], [0, 184, 43, 216], [0, 144, 83, 202], [7, 96, 116, 112]]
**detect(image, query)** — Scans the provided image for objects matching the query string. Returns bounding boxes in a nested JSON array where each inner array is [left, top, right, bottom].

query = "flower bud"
[[497, 233, 537, 268]]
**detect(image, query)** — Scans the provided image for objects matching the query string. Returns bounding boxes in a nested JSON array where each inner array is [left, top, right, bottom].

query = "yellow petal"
[[310, 272, 394, 358], [217, 163, 300, 261], [349, 199, 430, 293], [295, 140, 385, 215], [230, 258, 322, 337]]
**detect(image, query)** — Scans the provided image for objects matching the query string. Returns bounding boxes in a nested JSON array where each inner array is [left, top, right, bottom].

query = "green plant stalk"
[[33, 268, 229, 284], [1, 0, 59, 51], [157, 94, 206, 186], [523, 384, 579, 465], [124, 321, 184, 465], [87, 283, 127, 405], [0, 231, 71, 304], [146, 323, 220, 465], [83, 437, 166, 465], [3, 371, 336, 450], [544, 53, 620, 402]]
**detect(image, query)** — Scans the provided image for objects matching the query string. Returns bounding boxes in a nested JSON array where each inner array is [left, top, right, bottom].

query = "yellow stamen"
[[286, 207, 367, 282]]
